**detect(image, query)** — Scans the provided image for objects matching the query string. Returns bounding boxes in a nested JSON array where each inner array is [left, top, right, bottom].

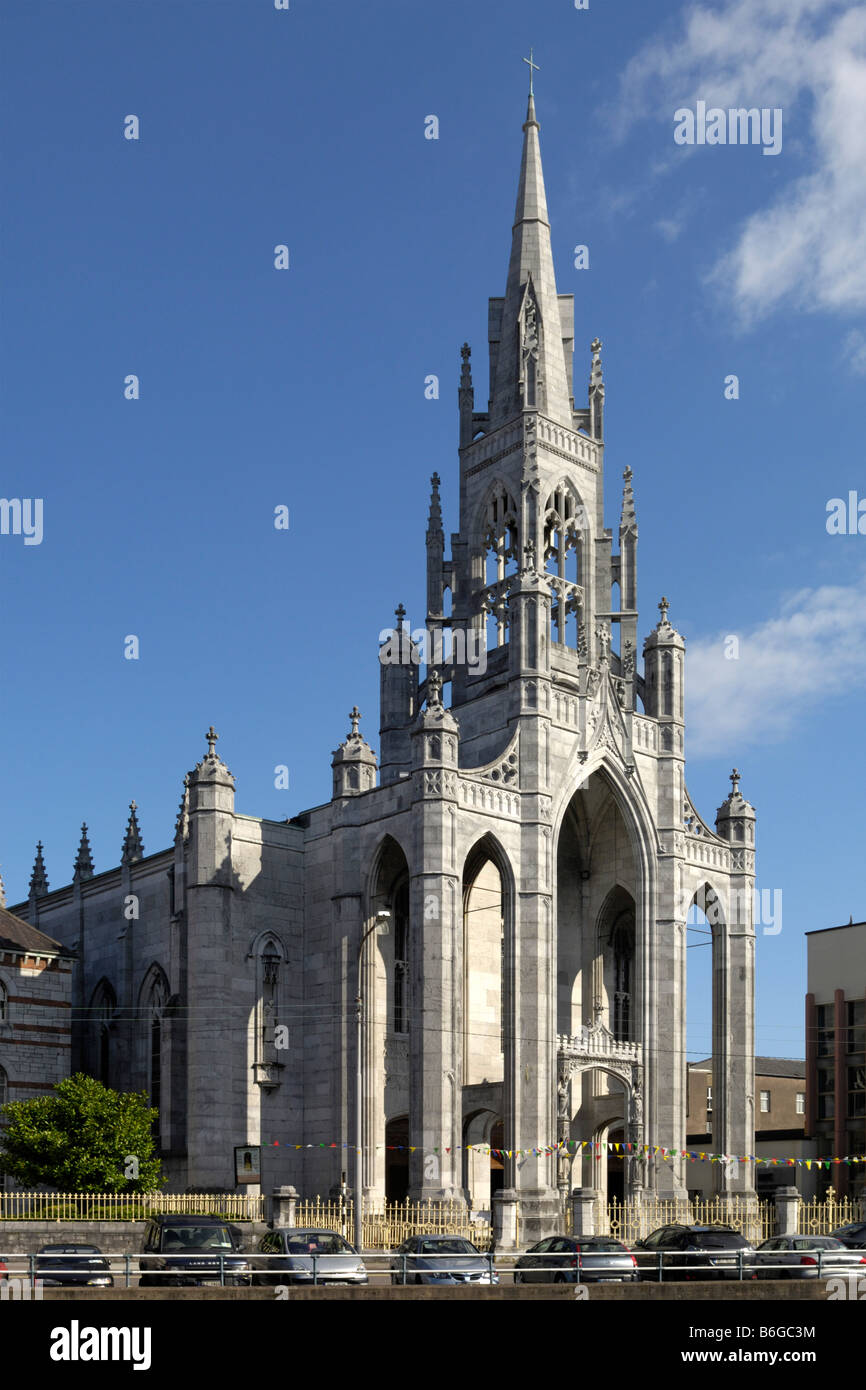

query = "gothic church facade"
[[12, 93, 757, 1239]]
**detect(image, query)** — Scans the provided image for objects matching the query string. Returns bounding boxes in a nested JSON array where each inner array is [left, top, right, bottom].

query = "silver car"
[[391, 1235, 498, 1285], [256, 1228, 368, 1286], [753, 1234, 866, 1279]]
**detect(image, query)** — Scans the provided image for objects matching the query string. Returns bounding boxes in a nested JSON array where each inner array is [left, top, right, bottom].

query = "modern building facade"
[[806, 919, 866, 1198], [10, 90, 757, 1238]]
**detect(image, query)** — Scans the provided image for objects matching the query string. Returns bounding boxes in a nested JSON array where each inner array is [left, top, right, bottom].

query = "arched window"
[[89, 980, 116, 1087], [611, 918, 634, 1042], [543, 483, 585, 649], [479, 485, 518, 650], [0, 979, 8, 1022], [139, 966, 168, 1145], [392, 881, 409, 1033]]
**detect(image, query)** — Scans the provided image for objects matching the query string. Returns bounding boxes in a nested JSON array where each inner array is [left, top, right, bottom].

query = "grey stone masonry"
[[9, 90, 756, 1237]]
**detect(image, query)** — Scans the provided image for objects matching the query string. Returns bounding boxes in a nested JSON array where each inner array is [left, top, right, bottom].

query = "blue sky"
[[2, 0, 865, 1065]]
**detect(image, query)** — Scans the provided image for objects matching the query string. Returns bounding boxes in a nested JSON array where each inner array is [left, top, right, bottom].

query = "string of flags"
[[267, 1138, 866, 1170]]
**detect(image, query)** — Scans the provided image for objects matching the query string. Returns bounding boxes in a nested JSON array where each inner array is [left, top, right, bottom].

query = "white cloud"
[[655, 217, 682, 243], [618, 0, 866, 327], [843, 329, 866, 375], [684, 575, 866, 756]]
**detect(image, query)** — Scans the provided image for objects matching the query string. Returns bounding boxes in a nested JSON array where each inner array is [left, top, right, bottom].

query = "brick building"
[[0, 895, 74, 1182]]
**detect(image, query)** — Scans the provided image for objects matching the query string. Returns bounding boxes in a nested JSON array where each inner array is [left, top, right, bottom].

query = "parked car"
[[255, 1229, 367, 1286], [35, 1244, 114, 1288], [139, 1215, 252, 1287], [632, 1224, 755, 1280], [391, 1234, 498, 1285], [753, 1234, 866, 1279], [0, 1258, 7, 1286], [830, 1222, 866, 1249], [514, 1235, 637, 1284]]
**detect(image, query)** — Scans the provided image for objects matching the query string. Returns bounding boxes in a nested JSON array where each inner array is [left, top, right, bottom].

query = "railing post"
[[125, 1254, 131, 1289], [219, 1253, 225, 1286]]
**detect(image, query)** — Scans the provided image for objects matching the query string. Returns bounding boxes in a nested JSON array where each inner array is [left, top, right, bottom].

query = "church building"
[[11, 89, 757, 1241]]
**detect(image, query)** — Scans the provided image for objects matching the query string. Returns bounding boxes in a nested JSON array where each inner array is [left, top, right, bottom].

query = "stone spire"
[[29, 841, 48, 897], [0, 869, 6, 909], [620, 466, 636, 534], [458, 344, 475, 446], [121, 800, 144, 865], [589, 336, 605, 439], [73, 824, 94, 883], [489, 90, 572, 428], [427, 473, 443, 537]]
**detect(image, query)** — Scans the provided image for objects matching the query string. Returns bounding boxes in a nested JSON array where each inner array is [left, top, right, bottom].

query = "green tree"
[[0, 1073, 163, 1191]]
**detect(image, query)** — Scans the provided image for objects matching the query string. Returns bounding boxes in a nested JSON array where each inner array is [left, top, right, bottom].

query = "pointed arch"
[[88, 978, 117, 1086], [462, 832, 516, 1102], [472, 480, 520, 651], [138, 964, 169, 1144], [543, 478, 587, 647]]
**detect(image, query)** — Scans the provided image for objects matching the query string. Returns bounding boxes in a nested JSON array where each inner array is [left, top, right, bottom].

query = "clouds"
[[684, 575, 866, 756], [619, 0, 866, 328]]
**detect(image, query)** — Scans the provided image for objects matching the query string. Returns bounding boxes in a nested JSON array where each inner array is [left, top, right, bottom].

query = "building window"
[[817, 1066, 834, 1120], [611, 918, 633, 1043], [847, 1001, 865, 1058], [796, 1092, 805, 1115], [848, 1066, 866, 1119], [816, 1004, 834, 1058], [0, 980, 7, 1022], [760, 1090, 771, 1113], [393, 881, 409, 1034]]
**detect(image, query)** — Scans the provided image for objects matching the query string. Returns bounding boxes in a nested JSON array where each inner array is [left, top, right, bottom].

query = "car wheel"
[[554, 1273, 568, 1284], [513, 1271, 522, 1285]]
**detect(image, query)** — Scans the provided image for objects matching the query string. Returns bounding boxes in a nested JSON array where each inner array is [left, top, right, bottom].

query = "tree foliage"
[[0, 1073, 163, 1191]]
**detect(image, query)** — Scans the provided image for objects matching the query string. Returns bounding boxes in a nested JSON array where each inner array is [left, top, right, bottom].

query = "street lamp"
[[355, 909, 390, 1251]]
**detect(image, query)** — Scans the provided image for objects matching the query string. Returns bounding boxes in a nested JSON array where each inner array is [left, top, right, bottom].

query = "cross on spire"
[[205, 725, 219, 756], [523, 47, 540, 96], [394, 602, 406, 627], [730, 768, 741, 795], [349, 706, 361, 736]]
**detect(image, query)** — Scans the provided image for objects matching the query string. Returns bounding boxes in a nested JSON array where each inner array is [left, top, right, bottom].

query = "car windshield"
[[693, 1232, 746, 1249], [162, 1226, 233, 1250], [285, 1235, 353, 1255], [417, 1239, 477, 1255]]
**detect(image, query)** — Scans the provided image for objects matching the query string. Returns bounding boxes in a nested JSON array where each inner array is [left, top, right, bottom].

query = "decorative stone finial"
[[29, 841, 48, 898], [730, 768, 740, 795], [121, 800, 144, 865], [0, 869, 6, 909], [174, 775, 190, 845], [658, 596, 670, 624], [205, 725, 219, 757], [73, 824, 94, 883], [349, 706, 361, 737], [394, 602, 406, 627]]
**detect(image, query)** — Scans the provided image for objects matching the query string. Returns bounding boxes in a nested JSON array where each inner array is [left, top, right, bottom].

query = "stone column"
[[185, 730, 237, 1189], [774, 1186, 800, 1237], [492, 1188, 519, 1251], [271, 1186, 299, 1228], [407, 688, 463, 1201], [571, 1187, 596, 1237]]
